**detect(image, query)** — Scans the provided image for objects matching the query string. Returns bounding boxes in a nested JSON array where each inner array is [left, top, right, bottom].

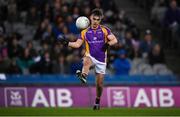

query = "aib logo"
[[107, 87, 130, 107], [112, 91, 125, 106], [5, 87, 27, 107]]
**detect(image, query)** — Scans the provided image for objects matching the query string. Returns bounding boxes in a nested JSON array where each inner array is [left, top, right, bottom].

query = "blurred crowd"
[[0, 0, 175, 75], [132, 0, 180, 51]]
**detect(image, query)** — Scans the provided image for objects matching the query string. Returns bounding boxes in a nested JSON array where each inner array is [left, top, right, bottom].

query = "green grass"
[[0, 108, 180, 116]]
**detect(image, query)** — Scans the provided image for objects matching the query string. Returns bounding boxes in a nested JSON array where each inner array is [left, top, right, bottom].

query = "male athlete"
[[58, 8, 117, 110]]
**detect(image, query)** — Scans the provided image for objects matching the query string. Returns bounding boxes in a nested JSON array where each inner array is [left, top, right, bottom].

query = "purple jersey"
[[79, 25, 111, 63]]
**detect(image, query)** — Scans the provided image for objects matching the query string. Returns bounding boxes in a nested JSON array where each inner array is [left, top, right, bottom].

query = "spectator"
[[120, 30, 134, 55], [52, 54, 68, 74], [34, 18, 52, 40], [53, 0, 62, 18], [7, 0, 18, 22], [72, 6, 80, 19], [40, 3, 53, 21], [26, 40, 36, 58], [38, 51, 53, 74], [112, 49, 131, 75], [90, 0, 102, 9], [69, 52, 82, 74], [83, 6, 91, 17], [7, 58, 22, 74], [0, 35, 10, 72], [51, 42, 61, 61], [26, 6, 40, 25], [129, 41, 142, 60], [0, 23, 5, 35], [0, 35, 8, 60], [8, 34, 23, 58], [148, 43, 165, 65], [16, 48, 34, 74], [61, 5, 70, 19], [140, 29, 156, 58], [66, 15, 79, 34], [29, 50, 41, 74], [151, 0, 167, 26], [163, 0, 180, 28], [52, 19, 64, 39], [0, 1, 8, 22], [102, 0, 119, 24], [162, 0, 180, 48], [40, 41, 51, 55]]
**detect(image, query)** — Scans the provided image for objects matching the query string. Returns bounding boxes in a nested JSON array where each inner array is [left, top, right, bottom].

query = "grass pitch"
[[0, 108, 180, 116]]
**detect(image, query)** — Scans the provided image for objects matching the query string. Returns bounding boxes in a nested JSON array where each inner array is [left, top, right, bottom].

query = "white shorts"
[[87, 55, 107, 74]]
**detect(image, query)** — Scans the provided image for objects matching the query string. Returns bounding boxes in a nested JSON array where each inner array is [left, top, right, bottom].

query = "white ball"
[[76, 16, 90, 29]]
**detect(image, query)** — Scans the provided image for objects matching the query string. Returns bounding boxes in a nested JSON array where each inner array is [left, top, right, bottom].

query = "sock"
[[95, 98, 100, 104]]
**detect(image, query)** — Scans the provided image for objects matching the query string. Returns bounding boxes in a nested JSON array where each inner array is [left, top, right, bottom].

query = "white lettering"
[[134, 89, 151, 107], [151, 89, 158, 107], [49, 89, 55, 107], [32, 89, 49, 107], [57, 89, 73, 107], [159, 89, 174, 107]]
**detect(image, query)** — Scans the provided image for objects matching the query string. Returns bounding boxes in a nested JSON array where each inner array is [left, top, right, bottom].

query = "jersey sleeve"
[[78, 29, 87, 41], [104, 26, 111, 36], [101, 26, 112, 37], [101, 26, 112, 43]]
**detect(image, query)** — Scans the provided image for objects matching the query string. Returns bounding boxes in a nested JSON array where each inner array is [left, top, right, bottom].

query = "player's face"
[[90, 15, 101, 29]]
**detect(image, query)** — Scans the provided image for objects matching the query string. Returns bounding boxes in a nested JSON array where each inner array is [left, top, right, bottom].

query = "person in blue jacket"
[[112, 49, 131, 75]]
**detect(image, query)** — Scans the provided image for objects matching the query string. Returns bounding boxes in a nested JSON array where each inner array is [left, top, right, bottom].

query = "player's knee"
[[83, 58, 91, 66]]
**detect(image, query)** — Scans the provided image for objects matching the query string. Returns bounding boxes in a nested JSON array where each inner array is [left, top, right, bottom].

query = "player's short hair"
[[91, 8, 104, 18]]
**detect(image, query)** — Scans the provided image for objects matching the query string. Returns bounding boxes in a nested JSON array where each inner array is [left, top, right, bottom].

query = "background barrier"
[[1, 86, 180, 108], [1, 74, 180, 108], [0, 74, 179, 85]]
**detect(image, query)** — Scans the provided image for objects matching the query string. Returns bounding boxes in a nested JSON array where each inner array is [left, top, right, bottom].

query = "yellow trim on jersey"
[[80, 29, 87, 41], [101, 26, 108, 43], [85, 40, 90, 55], [101, 25, 110, 62], [80, 28, 90, 55]]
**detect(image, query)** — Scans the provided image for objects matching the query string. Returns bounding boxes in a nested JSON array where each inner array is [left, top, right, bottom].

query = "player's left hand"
[[57, 35, 69, 47], [102, 43, 109, 52]]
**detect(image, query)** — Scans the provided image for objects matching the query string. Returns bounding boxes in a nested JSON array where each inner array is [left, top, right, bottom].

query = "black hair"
[[91, 8, 103, 18]]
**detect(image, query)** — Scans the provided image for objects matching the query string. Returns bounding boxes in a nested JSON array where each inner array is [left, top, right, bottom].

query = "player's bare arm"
[[68, 39, 83, 48], [102, 33, 118, 51], [57, 35, 83, 48], [107, 34, 118, 46]]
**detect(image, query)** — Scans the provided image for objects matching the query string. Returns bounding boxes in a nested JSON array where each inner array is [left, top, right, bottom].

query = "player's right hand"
[[57, 35, 69, 47]]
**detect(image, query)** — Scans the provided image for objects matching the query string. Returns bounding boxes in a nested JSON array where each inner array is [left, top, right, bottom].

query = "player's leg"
[[93, 73, 104, 110], [93, 61, 106, 110], [82, 56, 92, 76], [76, 56, 92, 83]]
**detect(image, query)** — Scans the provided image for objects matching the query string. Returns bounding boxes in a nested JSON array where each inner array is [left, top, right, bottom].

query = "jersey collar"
[[90, 25, 101, 30]]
